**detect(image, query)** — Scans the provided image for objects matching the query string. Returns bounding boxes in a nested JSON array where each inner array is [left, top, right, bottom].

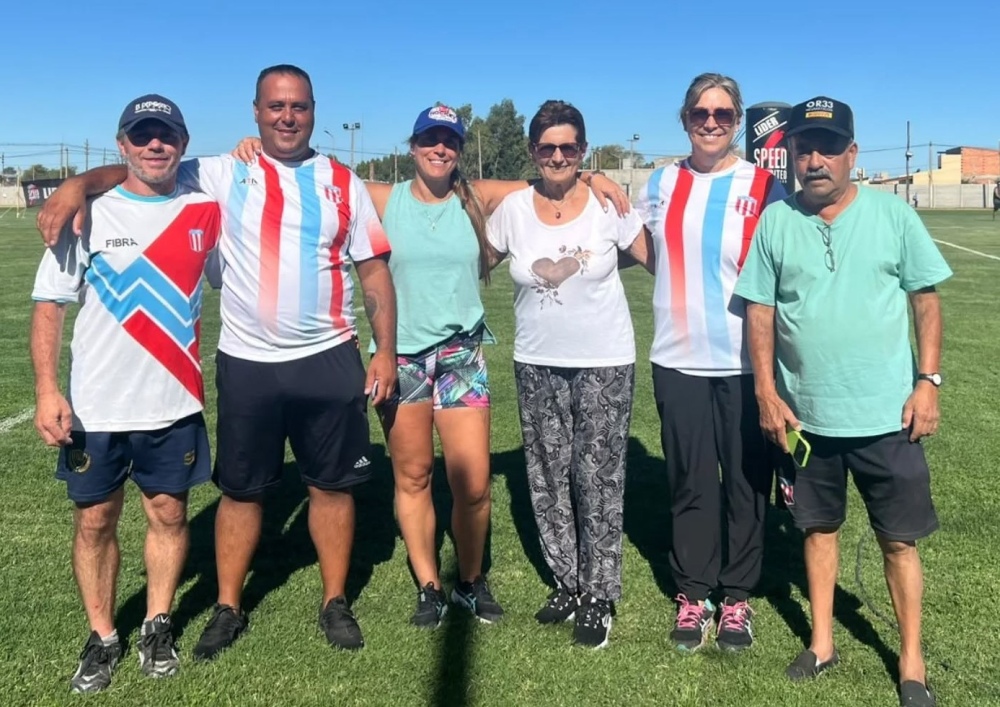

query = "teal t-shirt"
[[373, 181, 485, 355], [733, 187, 952, 437]]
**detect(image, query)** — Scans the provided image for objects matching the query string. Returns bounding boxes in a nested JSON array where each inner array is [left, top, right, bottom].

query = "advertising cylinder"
[[746, 102, 793, 195]]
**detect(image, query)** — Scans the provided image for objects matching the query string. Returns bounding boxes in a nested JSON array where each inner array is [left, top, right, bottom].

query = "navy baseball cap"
[[785, 96, 854, 140], [119, 94, 188, 136], [412, 105, 465, 140]]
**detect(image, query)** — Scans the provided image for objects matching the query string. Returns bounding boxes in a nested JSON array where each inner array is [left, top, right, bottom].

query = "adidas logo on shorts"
[[353, 456, 371, 469]]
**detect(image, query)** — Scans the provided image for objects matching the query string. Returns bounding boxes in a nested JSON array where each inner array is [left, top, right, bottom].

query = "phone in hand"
[[786, 429, 811, 468]]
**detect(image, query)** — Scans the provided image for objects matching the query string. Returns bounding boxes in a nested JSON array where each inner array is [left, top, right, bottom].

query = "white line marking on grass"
[[0, 407, 35, 433], [933, 239, 1000, 262]]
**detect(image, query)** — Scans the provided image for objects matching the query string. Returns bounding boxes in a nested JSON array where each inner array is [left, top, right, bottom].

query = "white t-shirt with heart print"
[[486, 186, 643, 367]]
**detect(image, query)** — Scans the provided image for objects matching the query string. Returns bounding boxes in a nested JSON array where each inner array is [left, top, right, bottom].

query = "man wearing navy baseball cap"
[[735, 94, 948, 707], [30, 91, 220, 692], [784, 95, 854, 141], [118, 93, 189, 138]]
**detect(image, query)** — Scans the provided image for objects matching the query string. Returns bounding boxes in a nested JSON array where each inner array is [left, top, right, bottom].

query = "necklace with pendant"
[[421, 202, 447, 231], [542, 184, 577, 219]]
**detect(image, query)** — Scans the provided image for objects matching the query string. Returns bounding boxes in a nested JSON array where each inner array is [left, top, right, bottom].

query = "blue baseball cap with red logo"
[[412, 105, 465, 141]]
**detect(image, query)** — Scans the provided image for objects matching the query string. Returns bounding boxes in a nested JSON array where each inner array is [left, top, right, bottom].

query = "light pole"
[[343, 122, 361, 170], [628, 133, 640, 196], [323, 129, 336, 159]]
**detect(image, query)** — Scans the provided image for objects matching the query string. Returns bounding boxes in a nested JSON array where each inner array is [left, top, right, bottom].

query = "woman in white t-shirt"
[[486, 100, 648, 649]]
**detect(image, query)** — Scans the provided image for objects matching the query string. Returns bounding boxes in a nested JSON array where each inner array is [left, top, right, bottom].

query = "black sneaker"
[[319, 596, 364, 650], [670, 594, 715, 652], [535, 587, 578, 624], [451, 575, 504, 624], [716, 597, 754, 652], [411, 583, 448, 629], [139, 613, 180, 678], [573, 595, 613, 649], [193, 604, 248, 661], [70, 631, 121, 694]]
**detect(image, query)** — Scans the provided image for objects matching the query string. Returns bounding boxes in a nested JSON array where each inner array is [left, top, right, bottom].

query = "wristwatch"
[[917, 372, 942, 387]]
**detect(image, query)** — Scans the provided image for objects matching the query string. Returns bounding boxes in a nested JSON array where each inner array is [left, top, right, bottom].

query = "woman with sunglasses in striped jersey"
[[486, 100, 648, 649], [236, 107, 630, 629], [629, 73, 787, 653]]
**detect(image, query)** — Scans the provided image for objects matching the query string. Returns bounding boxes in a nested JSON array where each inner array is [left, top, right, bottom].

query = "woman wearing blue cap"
[[366, 106, 628, 627]]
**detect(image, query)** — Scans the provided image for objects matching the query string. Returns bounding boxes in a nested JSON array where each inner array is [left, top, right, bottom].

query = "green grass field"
[[1, 208, 998, 706]]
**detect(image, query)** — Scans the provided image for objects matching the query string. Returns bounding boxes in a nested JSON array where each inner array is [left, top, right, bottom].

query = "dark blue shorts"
[[56, 413, 212, 504]]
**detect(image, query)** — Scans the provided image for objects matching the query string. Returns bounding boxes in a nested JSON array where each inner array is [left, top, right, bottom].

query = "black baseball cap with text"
[[118, 94, 188, 136], [785, 96, 853, 140]]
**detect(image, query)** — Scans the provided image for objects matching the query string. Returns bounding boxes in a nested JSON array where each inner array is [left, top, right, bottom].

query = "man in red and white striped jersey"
[[36, 65, 398, 656]]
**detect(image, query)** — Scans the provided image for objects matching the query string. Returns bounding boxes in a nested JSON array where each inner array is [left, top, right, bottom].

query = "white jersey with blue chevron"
[[179, 154, 391, 363], [635, 158, 785, 376], [32, 185, 221, 431]]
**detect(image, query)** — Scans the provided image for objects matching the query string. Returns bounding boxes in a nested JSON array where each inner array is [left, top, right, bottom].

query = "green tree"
[[468, 99, 532, 181], [354, 152, 415, 183], [23, 164, 76, 180]]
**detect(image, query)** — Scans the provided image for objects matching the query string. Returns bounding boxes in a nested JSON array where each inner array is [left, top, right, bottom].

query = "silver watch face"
[[922, 373, 942, 386]]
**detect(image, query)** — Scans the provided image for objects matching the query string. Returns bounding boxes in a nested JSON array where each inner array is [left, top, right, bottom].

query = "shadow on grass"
[[760, 511, 901, 683], [114, 443, 397, 643], [492, 447, 552, 590], [621, 436, 677, 598]]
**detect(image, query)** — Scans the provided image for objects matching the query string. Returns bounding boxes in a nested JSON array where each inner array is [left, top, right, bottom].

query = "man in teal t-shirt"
[[734, 96, 948, 707]]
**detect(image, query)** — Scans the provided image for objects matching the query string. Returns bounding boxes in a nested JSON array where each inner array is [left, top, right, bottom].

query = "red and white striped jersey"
[[635, 158, 784, 376], [179, 154, 390, 363]]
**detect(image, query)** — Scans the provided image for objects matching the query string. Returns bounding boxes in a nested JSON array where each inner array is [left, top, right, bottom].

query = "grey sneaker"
[[70, 631, 121, 694], [139, 613, 180, 678]]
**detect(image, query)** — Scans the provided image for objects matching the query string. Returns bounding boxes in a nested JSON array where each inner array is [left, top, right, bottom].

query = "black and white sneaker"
[[319, 596, 364, 650], [70, 631, 121, 694], [139, 613, 180, 678], [411, 583, 449, 629], [193, 604, 248, 661], [573, 595, 613, 649], [451, 575, 504, 624], [535, 587, 578, 624]]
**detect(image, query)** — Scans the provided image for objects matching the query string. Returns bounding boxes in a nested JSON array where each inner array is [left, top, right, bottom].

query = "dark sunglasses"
[[414, 131, 462, 150], [687, 107, 737, 127], [532, 142, 581, 159], [126, 123, 183, 147]]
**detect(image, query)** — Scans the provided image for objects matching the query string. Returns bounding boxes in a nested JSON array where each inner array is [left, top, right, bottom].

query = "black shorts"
[[776, 429, 938, 541], [214, 341, 372, 498], [57, 413, 211, 504]]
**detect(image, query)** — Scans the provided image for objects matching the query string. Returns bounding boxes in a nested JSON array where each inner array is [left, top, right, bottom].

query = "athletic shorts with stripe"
[[213, 339, 372, 498]]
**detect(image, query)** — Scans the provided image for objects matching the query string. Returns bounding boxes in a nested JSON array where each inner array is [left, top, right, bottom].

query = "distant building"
[[873, 146, 1000, 186]]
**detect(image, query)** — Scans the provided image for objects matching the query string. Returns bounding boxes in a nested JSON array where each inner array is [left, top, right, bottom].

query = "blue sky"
[[2, 1, 998, 179]]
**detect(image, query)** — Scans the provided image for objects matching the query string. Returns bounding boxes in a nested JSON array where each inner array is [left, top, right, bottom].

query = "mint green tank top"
[[372, 181, 486, 355]]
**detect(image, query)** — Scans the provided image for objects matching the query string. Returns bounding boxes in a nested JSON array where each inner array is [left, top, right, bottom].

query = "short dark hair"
[[528, 100, 586, 146], [255, 64, 314, 104]]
